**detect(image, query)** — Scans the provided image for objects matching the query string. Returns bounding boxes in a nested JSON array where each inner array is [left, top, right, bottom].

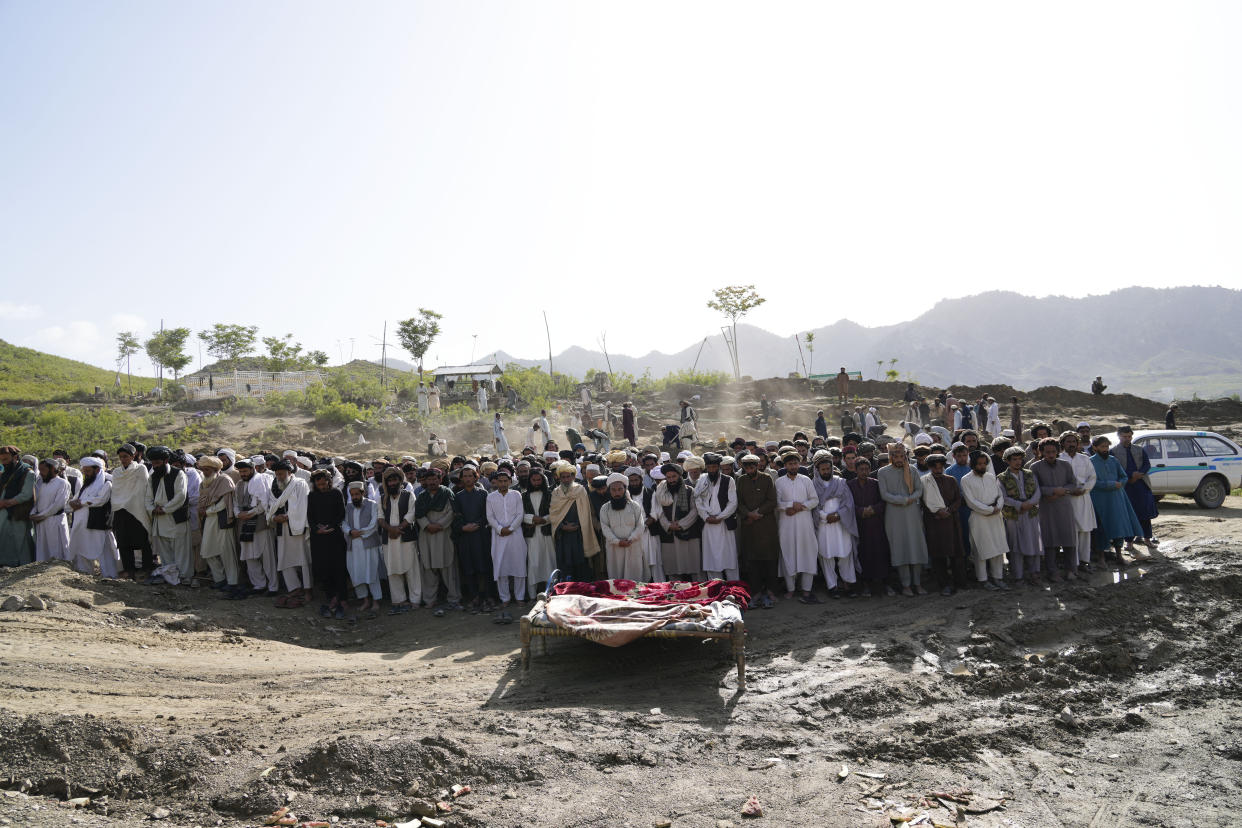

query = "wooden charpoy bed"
[[519, 572, 749, 689]]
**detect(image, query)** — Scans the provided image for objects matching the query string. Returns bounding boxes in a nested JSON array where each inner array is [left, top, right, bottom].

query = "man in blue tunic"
[[1110, 426, 1157, 556]]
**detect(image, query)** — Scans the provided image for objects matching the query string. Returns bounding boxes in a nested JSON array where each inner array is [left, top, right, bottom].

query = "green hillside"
[[0, 339, 158, 404]]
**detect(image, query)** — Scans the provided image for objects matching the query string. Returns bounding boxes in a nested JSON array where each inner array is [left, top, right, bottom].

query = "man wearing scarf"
[[197, 456, 242, 597], [999, 446, 1043, 585], [31, 458, 71, 562], [68, 457, 119, 577], [877, 444, 929, 596], [694, 452, 739, 582], [216, 448, 241, 485], [549, 462, 598, 581], [961, 450, 1010, 591], [144, 446, 192, 584], [521, 467, 556, 599], [922, 453, 966, 595], [654, 463, 702, 581], [415, 467, 461, 612], [234, 458, 277, 595], [812, 455, 858, 597], [308, 469, 349, 618], [267, 459, 311, 606], [0, 446, 35, 566], [111, 443, 153, 578], [598, 472, 646, 581]]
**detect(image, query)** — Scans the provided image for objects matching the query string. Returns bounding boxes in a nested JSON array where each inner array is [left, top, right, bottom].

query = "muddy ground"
[[1, 495, 1240, 828]]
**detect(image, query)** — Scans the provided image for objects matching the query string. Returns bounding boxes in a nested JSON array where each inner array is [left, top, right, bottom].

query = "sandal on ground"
[[334, 605, 346, 620], [433, 607, 446, 617], [319, 604, 331, 617], [798, 592, 822, 605], [761, 595, 775, 609], [387, 605, 404, 616], [492, 612, 506, 624]]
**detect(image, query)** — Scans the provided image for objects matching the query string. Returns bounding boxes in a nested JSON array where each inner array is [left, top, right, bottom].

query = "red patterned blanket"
[[550, 579, 751, 609]]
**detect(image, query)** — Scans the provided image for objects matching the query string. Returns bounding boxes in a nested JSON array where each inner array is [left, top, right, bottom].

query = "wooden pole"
[[543, 310, 554, 376]]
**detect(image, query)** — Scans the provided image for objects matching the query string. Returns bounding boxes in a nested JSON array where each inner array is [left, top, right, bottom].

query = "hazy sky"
[[2, 1, 1239, 376]]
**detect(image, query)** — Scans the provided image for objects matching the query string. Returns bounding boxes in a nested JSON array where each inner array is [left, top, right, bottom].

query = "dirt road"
[[1, 497, 1240, 827]]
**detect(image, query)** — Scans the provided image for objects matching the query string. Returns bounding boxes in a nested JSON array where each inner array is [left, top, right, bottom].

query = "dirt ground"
[[1, 494, 1240, 828]]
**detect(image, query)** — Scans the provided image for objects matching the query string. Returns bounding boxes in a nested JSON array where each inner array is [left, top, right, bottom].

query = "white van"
[[1097, 430, 1242, 509]]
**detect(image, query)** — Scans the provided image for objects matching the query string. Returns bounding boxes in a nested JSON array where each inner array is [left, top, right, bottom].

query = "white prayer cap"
[[676, 450, 692, 460], [624, 466, 643, 477], [869, 407, 877, 413], [542, 451, 559, 461], [649, 467, 666, 480], [740, 454, 761, 464], [606, 472, 628, 487], [914, 433, 933, 446], [1001, 429, 1015, 438], [80, 457, 103, 470], [295, 455, 312, 469], [216, 447, 236, 460], [585, 463, 600, 473], [421, 462, 431, 468], [283, 449, 298, 458], [659, 452, 670, 462], [1076, 421, 1090, 429], [764, 440, 778, 449], [402, 455, 418, 464], [950, 441, 967, 451], [347, 481, 365, 492], [249, 455, 265, 465], [720, 455, 735, 466]]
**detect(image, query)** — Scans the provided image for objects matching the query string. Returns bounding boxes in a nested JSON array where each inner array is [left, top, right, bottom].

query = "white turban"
[[681, 456, 705, 471], [283, 450, 298, 458], [659, 452, 670, 462], [676, 450, 692, 460], [216, 448, 236, 461], [249, 455, 265, 465], [80, 457, 103, 470], [295, 455, 312, 469], [914, 433, 933, 446], [624, 466, 643, 477], [606, 472, 628, 487]]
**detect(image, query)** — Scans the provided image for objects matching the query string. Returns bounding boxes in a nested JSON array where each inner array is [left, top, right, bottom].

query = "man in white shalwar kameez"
[[598, 472, 646, 581], [31, 459, 70, 562], [68, 458, 119, 577], [234, 458, 277, 594], [196, 455, 240, 595], [522, 467, 556, 599], [775, 453, 819, 600], [812, 456, 857, 593], [477, 383, 489, 414], [377, 467, 420, 612], [1060, 431, 1098, 571], [110, 444, 152, 577], [485, 469, 527, 606], [493, 413, 510, 456], [342, 482, 382, 612], [417, 383, 430, 415], [267, 460, 312, 600], [960, 450, 1011, 590], [144, 447, 192, 585], [985, 397, 1002, 437], [693, 453, 739, 581], [538, 411, 551, 448], [653, 465, 701, 581]]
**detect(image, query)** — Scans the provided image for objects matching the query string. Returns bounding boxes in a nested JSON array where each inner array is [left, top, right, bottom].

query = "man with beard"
[[922, 454, 965, 595], [308, 469, 348, 619], [877, 443, 929, 596], [485, 468, 527, 613], [111, 443, 152, 579], [775, 452, 819, 603], [522, 467, 556, 598], [812, 455, 858, 598], [0, 446, 35, 567], [587, 474, 612, 576], [622, 402, 637, 446], [1059, 431, 1097, 573], [598, 472, 646, 581], [624, 467, 657, 583], [1089, 436, 1144, 566], [454, 466, 494, 612], [736, 454, 779, 606], [1111, 426, 1158, 553], [197, 455, 242, 598], [415, 468, 461, 614], [267, 459, 312, 607], [1031, 437, 1081, 583], [338, 461, 366, 506], [654, 463, 702, 582], [68, 456, 118, 577], [960, 450, 1010, 590], [31, 458, 71, 562], [694, 452, 739, 582], [235, 458, 277, 596], [343, 481, 382, 616], [144, 447, 192, 585], [550, 462, 598, 581], [377, 467, 419, 613], [216, 448, 241, 485], [999, 446, 1042, 585]]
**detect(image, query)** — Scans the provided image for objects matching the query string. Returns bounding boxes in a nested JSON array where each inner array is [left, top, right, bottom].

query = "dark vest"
[[380, 491, 416, 544], [150, 467, 189, 523], [521, 488, 552, 538]]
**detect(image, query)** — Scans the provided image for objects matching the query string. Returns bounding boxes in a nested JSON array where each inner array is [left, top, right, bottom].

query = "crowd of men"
[[0, 402, 1163, 620]]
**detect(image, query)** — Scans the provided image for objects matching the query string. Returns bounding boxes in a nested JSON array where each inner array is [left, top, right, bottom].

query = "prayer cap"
[[606, 472, 628, 487], [913, 433, 933, 446], [659, 463, 680, 476], [118, 443, 137, 456], [624, 466, 643, 477], [347, 481, 365, 492], [250, 455, 265, 465], [1076, 421, 1090, 429], [590, 475, 608, 488], [740, 454, 761, 464]]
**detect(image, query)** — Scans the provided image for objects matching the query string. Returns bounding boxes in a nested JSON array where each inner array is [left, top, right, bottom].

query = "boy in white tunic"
[[32, 459, 70, 562], [485, 469, 526, 609], [68, 458, 119, 577], [693, 452, 739, 581], [775, 453, 819, 602]]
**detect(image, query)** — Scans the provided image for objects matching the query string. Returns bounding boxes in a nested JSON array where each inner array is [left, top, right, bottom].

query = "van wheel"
[[1193, 475, 1228, 509]]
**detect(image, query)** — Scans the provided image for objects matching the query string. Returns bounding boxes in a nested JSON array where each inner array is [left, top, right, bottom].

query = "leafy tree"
[[308, 350, 329, 368], [115, 331, 141, 395], [145, 327, 193, 389], [804, 332, 815, 377], [707, 285, 764, 379], [261, 333, 307, 372], [396, 308, 443, 381], [199, 323, 258, 369]]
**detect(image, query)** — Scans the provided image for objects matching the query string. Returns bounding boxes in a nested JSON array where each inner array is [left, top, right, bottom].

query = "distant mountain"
[[368, 357, 416, 373], [0, 338, 157, 403], [492, 287, 1242, 401]]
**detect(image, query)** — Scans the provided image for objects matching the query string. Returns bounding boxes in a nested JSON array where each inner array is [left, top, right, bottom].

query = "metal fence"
[[184, 370, 324, 400]]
